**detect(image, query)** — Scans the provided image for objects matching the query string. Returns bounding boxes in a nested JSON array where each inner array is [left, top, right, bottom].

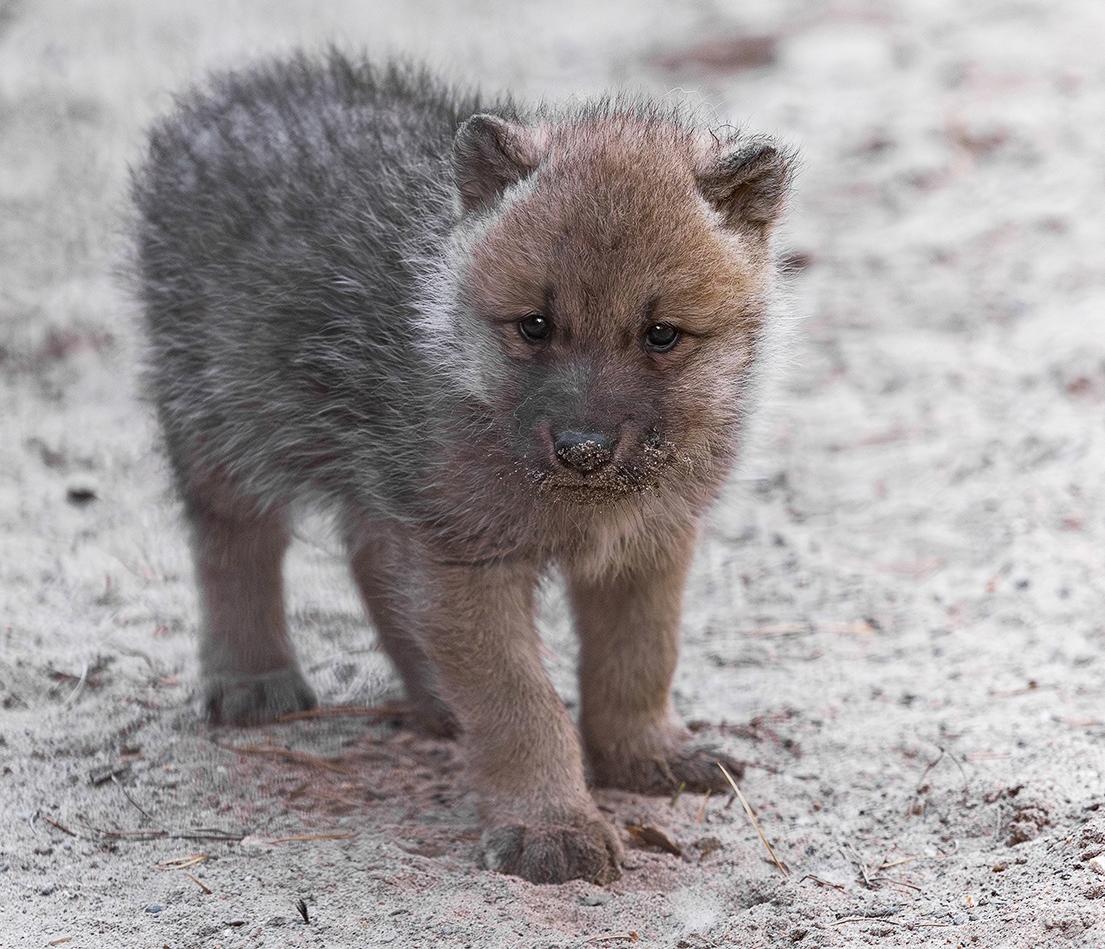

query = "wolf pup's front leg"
[[410, 555, 622, 885], [569, 524, 743, 794]]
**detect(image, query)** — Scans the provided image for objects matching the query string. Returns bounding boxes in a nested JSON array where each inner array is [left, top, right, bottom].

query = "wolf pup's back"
[[132, 54, 484, 511]]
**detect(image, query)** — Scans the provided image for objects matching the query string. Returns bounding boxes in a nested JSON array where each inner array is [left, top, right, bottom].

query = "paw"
[[591, 744, 745, 795], [482, 815, 623, 885], [202, 667, 317, 726]]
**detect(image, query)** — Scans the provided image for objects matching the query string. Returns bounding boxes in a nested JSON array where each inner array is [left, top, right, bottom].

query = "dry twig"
[[842, 841, 875, 889], [53, 815, 245, 844], [625, 824, 681, 857], [800, 874, 846, 891], [156, 853, 209, 870], [62, 660, 89, 706], [832, 916, 947, 929], [214, 742, 350, 775], [669, 781, 686, 807], [41, 814, 78, 838], [275, 704, 403, 723], [111, 773, 160, 825], [185, 872, 213, 894], [267, 832, 356, 844], [695, 790, 712, 823], [878, 854, 920, 871], [716, 762, 789, 875]]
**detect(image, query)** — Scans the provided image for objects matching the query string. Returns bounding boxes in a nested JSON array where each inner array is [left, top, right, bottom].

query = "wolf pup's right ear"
[[453, 114, 540, 215], [697, 139, 795, 241]]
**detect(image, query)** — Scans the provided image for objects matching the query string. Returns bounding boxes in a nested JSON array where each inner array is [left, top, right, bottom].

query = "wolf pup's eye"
[[518, 312, 551, 342], [644, 322, 680, 352]]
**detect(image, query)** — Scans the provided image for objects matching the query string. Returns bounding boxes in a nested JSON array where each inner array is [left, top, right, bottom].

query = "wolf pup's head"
[[425, 103, 793, 509]]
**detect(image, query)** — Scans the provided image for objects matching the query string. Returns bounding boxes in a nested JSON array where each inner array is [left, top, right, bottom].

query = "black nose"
[[553, 431, 614, 473]]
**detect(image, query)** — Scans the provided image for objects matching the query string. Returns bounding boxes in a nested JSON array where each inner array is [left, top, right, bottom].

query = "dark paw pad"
[[482, 816, 622, 885], [203, 668, 317, 726]]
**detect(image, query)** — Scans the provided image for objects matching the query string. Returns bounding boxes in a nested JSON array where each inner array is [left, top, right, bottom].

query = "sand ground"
[[2, 0, 1105, 946]]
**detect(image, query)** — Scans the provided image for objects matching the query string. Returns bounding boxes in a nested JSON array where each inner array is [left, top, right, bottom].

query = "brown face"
[[445, 110, 791, 507]]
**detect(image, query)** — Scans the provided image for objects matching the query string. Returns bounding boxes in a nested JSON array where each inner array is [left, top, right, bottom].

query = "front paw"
[[202, 667, 317, 726], [591, 743, 745, 795], [482, 814, 623, 885]]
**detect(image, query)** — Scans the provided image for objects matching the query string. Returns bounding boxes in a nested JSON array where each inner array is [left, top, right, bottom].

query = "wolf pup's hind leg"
[[348, 536, 459, 737], [186, 484, 316, 725]]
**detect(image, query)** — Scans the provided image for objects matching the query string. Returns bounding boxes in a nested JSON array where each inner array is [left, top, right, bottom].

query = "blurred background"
[[2, 0, 1104, 945]]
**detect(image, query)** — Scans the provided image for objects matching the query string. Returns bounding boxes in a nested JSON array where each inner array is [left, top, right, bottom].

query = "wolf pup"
[[131, 51, 793, 885]]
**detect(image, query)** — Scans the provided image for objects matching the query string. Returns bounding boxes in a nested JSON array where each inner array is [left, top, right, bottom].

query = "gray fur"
[[132, 53, 491, 521]]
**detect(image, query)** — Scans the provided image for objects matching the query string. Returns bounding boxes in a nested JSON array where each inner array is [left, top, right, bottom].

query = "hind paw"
[[202, 667, 317, 726]]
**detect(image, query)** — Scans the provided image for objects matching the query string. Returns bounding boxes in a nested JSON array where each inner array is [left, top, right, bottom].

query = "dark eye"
[[518, 312, 551, 342], [644, 322, 680, 352]]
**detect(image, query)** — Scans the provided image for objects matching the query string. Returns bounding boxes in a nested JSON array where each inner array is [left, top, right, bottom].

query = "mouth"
[[531, 467, 657, 502], [547, 480, 639, 495], [540, 483, 641, 506]]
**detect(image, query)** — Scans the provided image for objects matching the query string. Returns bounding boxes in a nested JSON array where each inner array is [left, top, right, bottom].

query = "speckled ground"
[[2, 0, 1105, 946]]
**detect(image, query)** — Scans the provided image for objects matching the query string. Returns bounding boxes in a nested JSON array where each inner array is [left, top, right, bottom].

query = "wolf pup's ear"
[[697, 140, 794, 239], [453, 114, 539, 215]]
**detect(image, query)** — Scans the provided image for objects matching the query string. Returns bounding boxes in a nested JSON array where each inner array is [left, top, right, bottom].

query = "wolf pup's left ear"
[[697, 140, 795, 239], [453, 114, 540, 215]]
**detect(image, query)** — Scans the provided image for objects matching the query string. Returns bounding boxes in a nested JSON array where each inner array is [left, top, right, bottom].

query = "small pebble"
[[145, 903, 163, 914], [579, 892, 611, 907], [38, 884, 56, 896], [66, 486, 98, 505]]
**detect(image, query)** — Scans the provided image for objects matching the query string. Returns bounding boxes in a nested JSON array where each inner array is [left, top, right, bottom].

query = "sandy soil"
[[2, 0, 1105, 946]]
